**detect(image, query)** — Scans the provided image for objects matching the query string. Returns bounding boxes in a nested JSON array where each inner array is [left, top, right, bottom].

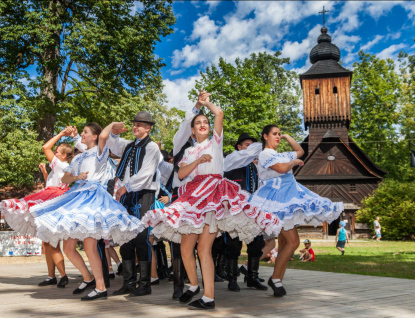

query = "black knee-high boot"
[[154, 242, 166, 280], [172, 258, 185, 300], [246, 257, 268, 290], [226, 258, 240, 292], [97, 239, 110, 288], [130, 261, 151, 296], [216, 253, 227, 281], [112, 260, 137, 295]]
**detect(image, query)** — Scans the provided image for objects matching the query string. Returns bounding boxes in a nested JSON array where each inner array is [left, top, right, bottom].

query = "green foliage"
[[356, 180, 415, 240], [350, 51, 415, 181], [0, 0, 176, 140], [189, 52, 303, 153], [0, 105, 43, 186]]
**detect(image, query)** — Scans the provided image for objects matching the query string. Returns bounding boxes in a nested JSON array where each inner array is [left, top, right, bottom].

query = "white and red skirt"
[[0, 186, 68, 236], [142, 174, 282, 244]]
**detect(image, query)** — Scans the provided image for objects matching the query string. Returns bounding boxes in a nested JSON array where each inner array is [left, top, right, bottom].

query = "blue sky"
[[149, 1, 415, 110]]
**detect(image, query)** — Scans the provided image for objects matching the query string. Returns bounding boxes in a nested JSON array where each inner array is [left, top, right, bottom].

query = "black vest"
[[224, 163, 258, 194]]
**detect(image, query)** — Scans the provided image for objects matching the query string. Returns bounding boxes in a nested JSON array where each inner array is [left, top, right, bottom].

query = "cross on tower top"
[[319, 6, 330, 27]]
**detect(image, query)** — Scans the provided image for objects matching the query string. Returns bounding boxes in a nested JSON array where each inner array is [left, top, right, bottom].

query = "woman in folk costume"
[[1, 127, 77, 288], [30, 123, 144, 301], [249, 125, 344, 297], [142, 91, 282, 310]]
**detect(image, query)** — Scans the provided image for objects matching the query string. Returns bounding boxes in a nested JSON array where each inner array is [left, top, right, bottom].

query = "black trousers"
[[119, 190, 155, 262], [224, 233, 265, 259], [169, 187, 182, 260]]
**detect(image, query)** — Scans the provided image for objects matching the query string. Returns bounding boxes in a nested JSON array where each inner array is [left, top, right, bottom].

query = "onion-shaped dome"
[[309, 27, 340, 64]]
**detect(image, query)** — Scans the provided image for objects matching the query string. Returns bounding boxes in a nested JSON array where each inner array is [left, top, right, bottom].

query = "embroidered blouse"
[[46, 156, 70, 188], [179, 129, 224, 180], [63, 145, 110, 183], [257, 148, 297, 181]]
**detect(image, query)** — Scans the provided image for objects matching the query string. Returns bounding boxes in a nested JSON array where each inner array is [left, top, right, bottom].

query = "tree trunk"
[[36, 0, 61, 142]]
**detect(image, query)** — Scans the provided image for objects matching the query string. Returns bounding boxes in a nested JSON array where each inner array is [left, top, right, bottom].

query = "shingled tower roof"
[[300, 27, 353, 81]]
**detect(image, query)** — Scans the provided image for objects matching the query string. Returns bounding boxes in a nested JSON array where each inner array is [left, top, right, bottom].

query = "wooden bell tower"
[[300, 26, 353, 152], [294, 22, 387, 239]]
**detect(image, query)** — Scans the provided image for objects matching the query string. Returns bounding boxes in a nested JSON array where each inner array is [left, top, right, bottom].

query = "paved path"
[[0, 261, 414, 317]]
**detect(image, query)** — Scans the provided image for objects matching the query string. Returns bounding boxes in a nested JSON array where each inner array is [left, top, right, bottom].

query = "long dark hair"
[[85, 122, 102, 145], [261, 124, 279, 149]]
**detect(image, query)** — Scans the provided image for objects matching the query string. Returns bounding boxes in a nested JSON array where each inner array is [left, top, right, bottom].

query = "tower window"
[[315, 88, 320, 95], [350, 184, 356, 192], [333, 86, 338, 94]]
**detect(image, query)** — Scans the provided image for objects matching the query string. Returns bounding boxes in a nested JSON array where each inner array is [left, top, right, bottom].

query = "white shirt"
[[257, 148, 297, 181], [224, 142, 262, 172], [374, 220, 381, 230], [73, 134, 87, 153], [179, 129, 223, 180], [63, 145, 110, 183], [46, 156, 69, 188], [158, 153, 173, 186], [172, 107, 200, 188], [106, 133, 160, 193]]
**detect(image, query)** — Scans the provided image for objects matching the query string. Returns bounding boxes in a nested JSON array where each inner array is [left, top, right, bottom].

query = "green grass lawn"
[[240, 240, 415, 279]]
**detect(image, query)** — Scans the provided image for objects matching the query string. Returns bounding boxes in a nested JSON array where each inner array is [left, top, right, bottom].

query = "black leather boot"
[[216, 253, 227, 281], [226, 258, 240, 292], [98, 239, 110, 288], [130, 261, 151, 296], [160, 242, 171, 278], [102, 256, 110, 288], [172, 258, 185, 300], [154, 243, 165, 280], [246, 257, 268, 290], [112, 260, 136, 295]]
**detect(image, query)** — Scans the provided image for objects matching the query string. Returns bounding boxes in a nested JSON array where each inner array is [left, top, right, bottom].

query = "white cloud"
[[360, 35, 383, 52], [171, 1, 335, 70], [386, 31, 401, 41], [281, 24, 321, 62], [169, 69, 185, 76], [377, 43, 407, 60], [163, 74, 202, 110]]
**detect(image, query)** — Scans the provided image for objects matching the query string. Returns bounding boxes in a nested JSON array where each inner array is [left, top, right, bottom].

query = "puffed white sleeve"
[[172, 107, 200, 156], [285, 151, 298, 161], [124, 143, 161, 193], [106, 131, 131, 157], [224, 142, 262, 172], [158, 154, 174, 185], [73, 134, 87, 153], [259, 151, 284, 170]]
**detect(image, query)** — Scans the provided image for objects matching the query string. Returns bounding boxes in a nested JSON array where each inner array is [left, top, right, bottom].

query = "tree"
[[349, 51, 414, 181], [356, 179, 415, 240], [0, 105, 43, 186], [189, 52, 303, 153], [0, 0, 175, 141]]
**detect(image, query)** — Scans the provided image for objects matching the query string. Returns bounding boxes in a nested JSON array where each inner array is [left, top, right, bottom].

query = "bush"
[[356, 179, 415, 240]]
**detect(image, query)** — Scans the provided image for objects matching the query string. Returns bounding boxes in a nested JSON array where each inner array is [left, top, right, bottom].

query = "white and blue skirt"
[[249, 174, 343, 231], [30, 181, 145, 247]]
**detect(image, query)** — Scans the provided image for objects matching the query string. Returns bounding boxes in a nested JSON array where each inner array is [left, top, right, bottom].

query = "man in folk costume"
[[223, 133, 268, 291], [101, 112, 160, 296]]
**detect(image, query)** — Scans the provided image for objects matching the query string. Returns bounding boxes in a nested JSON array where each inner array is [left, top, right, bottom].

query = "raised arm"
[[42, 126, 72, 163], [198, 91, 223, 136], [100, 122, 129, 156], [39, 163, 48, 182], [70, 126, 87, 153], [224, 142, 262, 172], [172, 94, 203, 156], [281, 134, 304, 158]]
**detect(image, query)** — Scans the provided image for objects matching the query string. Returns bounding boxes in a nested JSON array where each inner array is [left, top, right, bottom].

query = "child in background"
[[336, 221, 349, 255], [299, 239, 315, 262], [266, 248, 279, 264]]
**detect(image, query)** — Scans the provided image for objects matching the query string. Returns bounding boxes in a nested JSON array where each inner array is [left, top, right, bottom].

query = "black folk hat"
[[234, 133, 258, 150], [131, 111, 155, 126]]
